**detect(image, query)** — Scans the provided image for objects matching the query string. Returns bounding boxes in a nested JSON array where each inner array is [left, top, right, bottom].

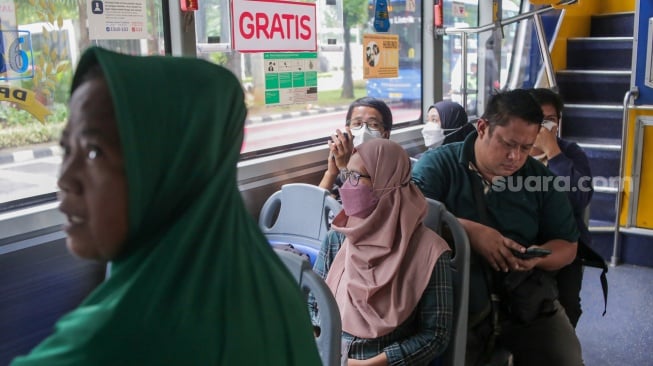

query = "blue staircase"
[[557, 12, 635, 263]]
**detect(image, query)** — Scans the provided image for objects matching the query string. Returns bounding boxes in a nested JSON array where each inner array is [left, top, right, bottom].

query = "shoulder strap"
[[468, 171, 502, 359], [579, 241, 609, 316]]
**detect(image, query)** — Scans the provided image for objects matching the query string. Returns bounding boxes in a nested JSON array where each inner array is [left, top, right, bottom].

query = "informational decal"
[[231, 0, 317, 52], [453, 2, 466, 17], [264, 52, 318, 106], [0, 0, 16, 29], [0, 86, 52, 122], [87, 0, 148, 40], [0, 30, 33, 81], [363, 33, 399, 79]]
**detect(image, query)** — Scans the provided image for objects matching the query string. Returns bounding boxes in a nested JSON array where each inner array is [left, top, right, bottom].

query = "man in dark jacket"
[[529, 87, 608, 328]]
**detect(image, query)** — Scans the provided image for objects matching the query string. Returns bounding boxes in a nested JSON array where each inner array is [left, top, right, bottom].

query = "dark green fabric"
[[11, 47, 321, 365]]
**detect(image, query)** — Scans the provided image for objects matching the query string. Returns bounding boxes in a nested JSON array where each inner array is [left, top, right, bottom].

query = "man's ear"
[[476, 118, 488, 138]]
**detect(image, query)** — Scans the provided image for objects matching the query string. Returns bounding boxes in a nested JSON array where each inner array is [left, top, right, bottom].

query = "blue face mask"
[[339, 180, 379, 218]]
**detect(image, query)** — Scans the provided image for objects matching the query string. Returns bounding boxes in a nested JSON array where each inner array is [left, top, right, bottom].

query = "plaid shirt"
[[308, 230, 453, 366]]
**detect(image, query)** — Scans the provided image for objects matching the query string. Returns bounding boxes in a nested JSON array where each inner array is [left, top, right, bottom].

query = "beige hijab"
[[326, 139, 449, 338]]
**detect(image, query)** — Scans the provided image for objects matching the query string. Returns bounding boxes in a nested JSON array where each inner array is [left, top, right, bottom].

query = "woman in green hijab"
[[11, 47, 321, 365]]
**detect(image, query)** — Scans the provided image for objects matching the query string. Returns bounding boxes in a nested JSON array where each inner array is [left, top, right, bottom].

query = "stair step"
[[588, 232, 613, 261], [589, 191, 616, 223], [585, 147, 620, 178], [557, 70, 631, 76], [562, 105, 623, 141], [613, 230, 653, 267], [588, 221, 615, 232], [576, 138, 621, 151], [590, 12, 635, 37], [567, 38, 633, 70], [557, 71, 630, 104], [595, 185, 618, 194]]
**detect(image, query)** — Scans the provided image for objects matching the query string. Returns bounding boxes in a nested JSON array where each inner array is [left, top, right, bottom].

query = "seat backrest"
[[259, 183, 342, 251], [275, 250, 342, 366], [423, 198, 470, 366]]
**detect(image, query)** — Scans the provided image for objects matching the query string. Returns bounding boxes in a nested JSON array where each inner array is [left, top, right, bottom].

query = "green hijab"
[[11, 47, 320, 365]]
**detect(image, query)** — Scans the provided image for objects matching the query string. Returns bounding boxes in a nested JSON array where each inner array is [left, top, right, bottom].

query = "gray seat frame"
[[275, 250, 342, 366], [423, 198, 470, 366]]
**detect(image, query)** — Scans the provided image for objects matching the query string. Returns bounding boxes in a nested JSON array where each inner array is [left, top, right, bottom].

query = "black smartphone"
[[333, 131, 349, 141], [512, 247, 552, 259]]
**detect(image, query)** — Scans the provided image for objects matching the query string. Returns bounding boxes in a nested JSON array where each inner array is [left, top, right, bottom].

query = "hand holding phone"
[[512, 246, 552, 259]]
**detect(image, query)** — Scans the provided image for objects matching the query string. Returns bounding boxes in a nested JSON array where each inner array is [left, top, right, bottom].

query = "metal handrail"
[[611, 87, 639, 267], [440, 0, 577, 36], [533, 12, 557, 91], [437, 0, 577, 105]]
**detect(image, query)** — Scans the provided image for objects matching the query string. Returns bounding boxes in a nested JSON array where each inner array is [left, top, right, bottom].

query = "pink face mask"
[[339, 180, 379, 218]]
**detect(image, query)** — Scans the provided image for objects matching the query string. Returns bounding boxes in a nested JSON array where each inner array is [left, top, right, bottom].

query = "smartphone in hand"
[[332, 131, 349, 141], [512, 246, 552, 259]]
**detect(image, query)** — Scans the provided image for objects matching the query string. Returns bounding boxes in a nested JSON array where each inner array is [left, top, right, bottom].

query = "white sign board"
[[87, 0, 148, 40], [231, 0, 317, 52]]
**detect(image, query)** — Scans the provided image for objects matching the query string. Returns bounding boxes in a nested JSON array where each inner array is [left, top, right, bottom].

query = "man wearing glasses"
[[318, 97, 392, 200], [412, 89, 583, 366]]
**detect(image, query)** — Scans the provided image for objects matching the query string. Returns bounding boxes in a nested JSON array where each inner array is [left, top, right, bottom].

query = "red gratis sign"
[[231, 0, 317, 52]]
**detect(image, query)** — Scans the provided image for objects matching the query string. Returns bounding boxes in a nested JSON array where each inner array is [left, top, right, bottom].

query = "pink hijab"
[[326, 139, 449, 338]]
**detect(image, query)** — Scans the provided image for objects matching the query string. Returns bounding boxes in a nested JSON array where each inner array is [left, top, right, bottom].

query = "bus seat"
[[275, 249, 342, 366], [423, 198, 470, 366], [259, 183, 342, 252]]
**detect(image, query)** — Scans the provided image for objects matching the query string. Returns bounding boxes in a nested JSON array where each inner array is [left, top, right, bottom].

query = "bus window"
[[440, 1, 479, 115], [443, 0, 520, 116], [0, 1, 165, 207], [365, 0, 422, 109], [194, 0, 422, 154]]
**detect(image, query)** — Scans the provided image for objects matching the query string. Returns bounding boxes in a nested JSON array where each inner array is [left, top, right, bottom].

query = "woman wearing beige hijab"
[[309, 139, 453, 365]]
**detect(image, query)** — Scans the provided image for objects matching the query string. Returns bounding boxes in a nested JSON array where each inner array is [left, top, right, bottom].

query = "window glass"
[[0, 0, 165, 206], [499, 2, 521, 88], [442, 0, 479, 115], [194, 0, 422, 153], [443, 0, 520, 116]]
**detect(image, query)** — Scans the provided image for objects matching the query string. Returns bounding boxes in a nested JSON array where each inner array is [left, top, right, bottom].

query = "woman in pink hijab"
[[309, 139, 453, 365]]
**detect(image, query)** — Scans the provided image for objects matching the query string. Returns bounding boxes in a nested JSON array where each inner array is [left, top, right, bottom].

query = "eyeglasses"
[[347, 118, 383, 132], [339, 169, 371, 186]]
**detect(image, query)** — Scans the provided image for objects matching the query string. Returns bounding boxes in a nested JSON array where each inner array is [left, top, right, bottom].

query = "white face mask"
[[422, 122, 445, 147], [351, 126, 383, 147]]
